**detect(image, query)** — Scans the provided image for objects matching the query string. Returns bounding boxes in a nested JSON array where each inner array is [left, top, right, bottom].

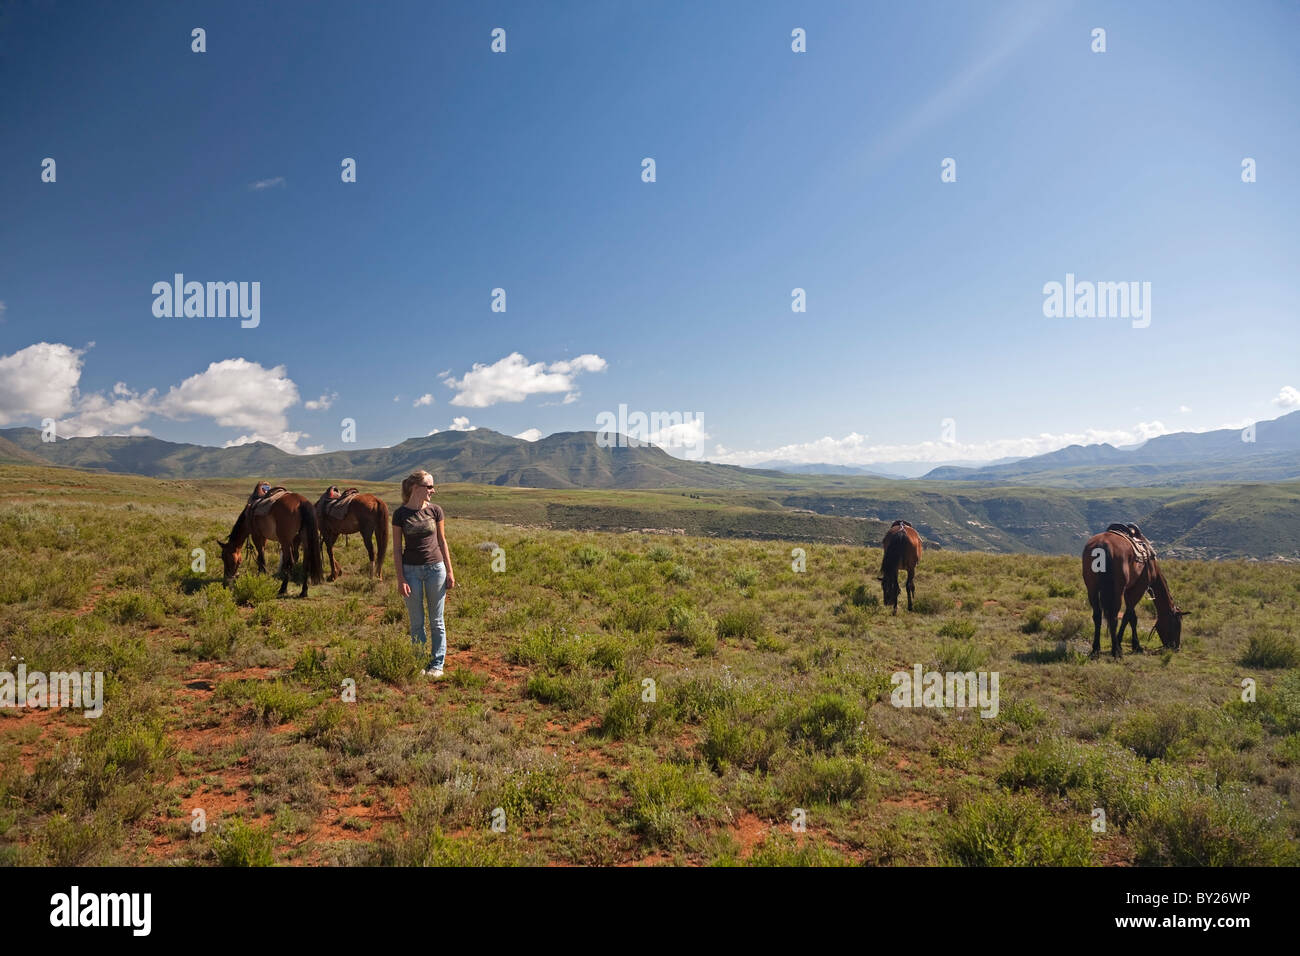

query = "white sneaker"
[[429, 667, 444, 679]]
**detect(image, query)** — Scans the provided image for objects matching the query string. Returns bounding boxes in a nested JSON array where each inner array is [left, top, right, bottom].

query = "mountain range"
[[921, 412, 1300, 487], [3, 412, 1296, 489], [3, 417, 1298, 559]]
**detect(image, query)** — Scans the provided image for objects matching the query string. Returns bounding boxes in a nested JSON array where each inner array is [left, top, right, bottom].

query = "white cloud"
[[157, 358, 300, 435], [413, 393, 434, 407], [305, 391, 337, 411], [514, 428, 543, 442], [1272, 386, 1300, 410], [1178, 405, 1191, 413], [711, 421, 1179, 468], [449, 416, 475, 431], [0, 343, 326, 453], [444, 352, 606, 407], [0, 342, 87, 424], [58, 384, 159, 438], [648, 418, 710, 451], [249, 177, 285, 190], [0, 301, 7, 321]]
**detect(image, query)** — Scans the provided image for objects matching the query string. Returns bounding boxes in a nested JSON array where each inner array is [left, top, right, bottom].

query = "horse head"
[[1154, 606, 1188, 650], [218, 536, 242, 583]]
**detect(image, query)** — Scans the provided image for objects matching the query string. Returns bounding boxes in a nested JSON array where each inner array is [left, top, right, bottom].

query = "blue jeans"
[[402, 562, 446, 669]]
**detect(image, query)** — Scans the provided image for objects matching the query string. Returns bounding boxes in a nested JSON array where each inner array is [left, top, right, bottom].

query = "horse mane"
[[1146, 563, 1176, 615], [225, 510, 248, 546]]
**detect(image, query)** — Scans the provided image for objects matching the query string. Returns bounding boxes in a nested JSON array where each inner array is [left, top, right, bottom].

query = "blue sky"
[[1, 0, 1297, 466]]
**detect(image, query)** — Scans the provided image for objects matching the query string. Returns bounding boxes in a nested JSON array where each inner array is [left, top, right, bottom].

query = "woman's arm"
[[393, 522, 410, 596], [436, 518, 455, 588]]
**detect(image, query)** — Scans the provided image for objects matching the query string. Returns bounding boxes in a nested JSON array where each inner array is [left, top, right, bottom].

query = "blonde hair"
[[401, 470, 433, 503]]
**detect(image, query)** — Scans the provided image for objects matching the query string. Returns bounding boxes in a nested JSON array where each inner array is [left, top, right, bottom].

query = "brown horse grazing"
[[879, 520, 923, 614], [1081, 526, 1187, 659], [219, 490, 324, 597], [314, 487, 390, 581]]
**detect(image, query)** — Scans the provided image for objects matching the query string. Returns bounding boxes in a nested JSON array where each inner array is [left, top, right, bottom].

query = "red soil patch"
[[729, 811, 770, 860], [0, 707, 94, 772]]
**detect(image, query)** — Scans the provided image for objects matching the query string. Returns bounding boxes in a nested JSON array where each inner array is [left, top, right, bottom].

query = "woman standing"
[[392, 469, 455, 677]]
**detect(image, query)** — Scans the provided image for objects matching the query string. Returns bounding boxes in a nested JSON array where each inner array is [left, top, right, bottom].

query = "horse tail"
[[1097, 540, 1118, 618], [375, 497, 390, 569], [880, 535, 899, 580], [299, 500, 324, 585], [880, 531, 902, 603]]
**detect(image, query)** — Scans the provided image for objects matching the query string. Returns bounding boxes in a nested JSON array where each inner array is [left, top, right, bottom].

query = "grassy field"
[[1, 465, 1298, 866]]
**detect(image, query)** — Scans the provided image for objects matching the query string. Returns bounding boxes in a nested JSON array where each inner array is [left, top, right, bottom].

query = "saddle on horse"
[[1105, 522, 1155, 564], [889, 519, 914, 531], [246, 482, 290, 517], [322, 486, 361, 520]]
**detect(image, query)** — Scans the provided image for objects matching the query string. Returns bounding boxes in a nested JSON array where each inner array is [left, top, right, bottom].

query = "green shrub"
[[746, 835, 854, 867], [623, 762, 715, 847], [1241, 631, 1298, 669], [779, 755, 874, 805], [716, 607, 763, 641], [526, 672, 596, 711], [662, 563, 694, 585], [1115, 704, 1197, 761], [97, 591, 166, 627], [601, 681, 671, 739], [217, 680, 315, 724], [936, 640, 989, 672], [667, 604, 717, 656], [231, 574, 282, 607], [938, 619, 976, 640], [911, 594, 950, 615], [507, 623, 590, 671], [573, 545, 607, 568], [212, 817, 275, 866], [497, 762, 566, 827], [1020, 607, 1049, 634], [364, 635, 423, 684], [943, 793, 1093, 866], [785, 693, 865, 754], [845, 583, 879, 608], [702, 712, 778, 771], [1132, 780, 1297, 866]]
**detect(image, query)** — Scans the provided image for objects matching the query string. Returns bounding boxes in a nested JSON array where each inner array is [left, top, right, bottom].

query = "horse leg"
[[1127, 605, 1143, 654], [277, 547, 290, 596], [1089, 590, 1103, 659], [292, 533, 309, 599], [362, 529, 376, 579], [324, 531, 339, 581], [254, 534, 268, 574], [1109, 610, 1121, 659], [905, 564, 916, 612]]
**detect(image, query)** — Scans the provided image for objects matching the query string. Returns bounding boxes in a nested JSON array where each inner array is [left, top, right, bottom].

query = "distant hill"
[[752, 461, 907, 479], [0, 434, 51, 465], [923, 412, 1300, 487], [0, 427, 790, 490]]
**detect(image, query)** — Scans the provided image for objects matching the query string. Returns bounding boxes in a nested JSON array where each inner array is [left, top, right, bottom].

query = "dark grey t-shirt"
[[392, 503, 445, 566]]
